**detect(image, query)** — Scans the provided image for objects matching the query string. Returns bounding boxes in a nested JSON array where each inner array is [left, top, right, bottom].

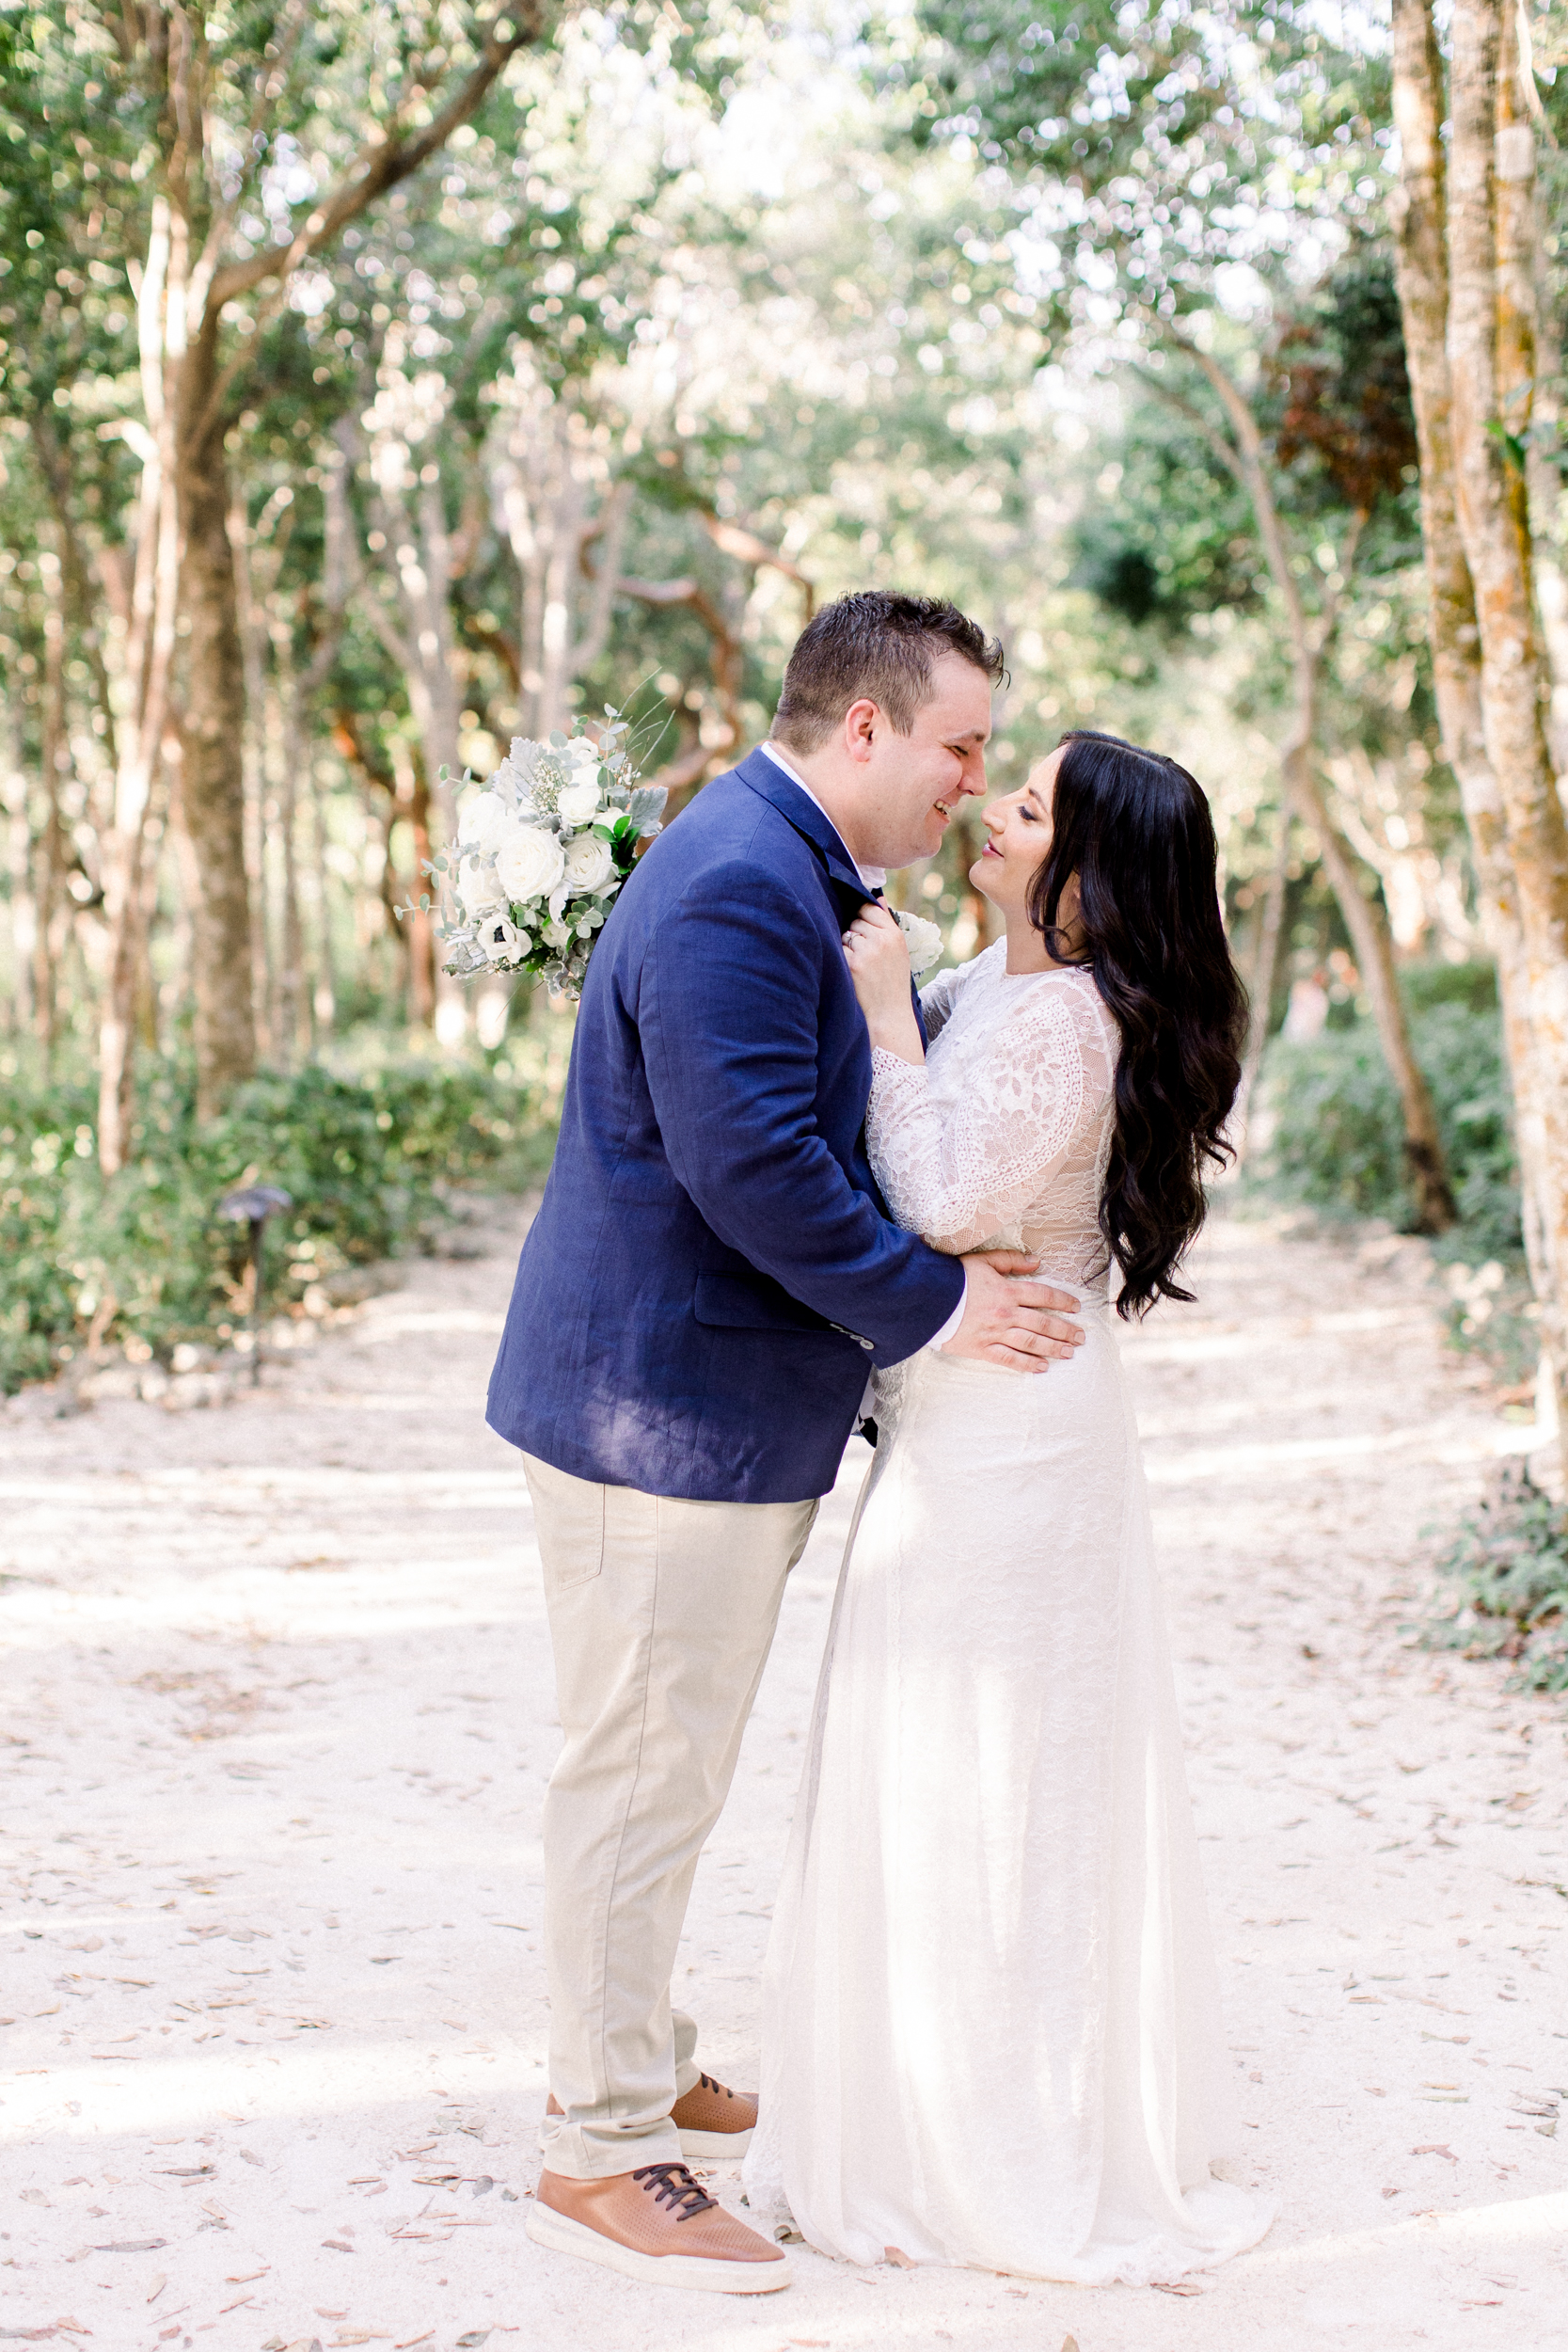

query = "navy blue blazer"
[[485, 747, 966, 1502]]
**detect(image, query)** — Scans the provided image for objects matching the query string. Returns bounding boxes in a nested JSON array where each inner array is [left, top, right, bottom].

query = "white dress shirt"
[[756, 738, 967, 1361]]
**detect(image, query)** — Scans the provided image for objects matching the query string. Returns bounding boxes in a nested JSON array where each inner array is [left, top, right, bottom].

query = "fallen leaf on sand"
[[1153, 2280, 1203, 2296], [1412, 2144, 1458, 2162], [394, 2336, 435, 2350], [91, 2240, 166, 2254], [146, 2277, 166, 2302], [884, 2246, 917, 2268], [321, 2238, 355, 2253], [1062, 2338, 1082, 2352]]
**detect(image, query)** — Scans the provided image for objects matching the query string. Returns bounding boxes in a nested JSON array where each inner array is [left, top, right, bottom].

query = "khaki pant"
[[524, 1452, 819, 2180]]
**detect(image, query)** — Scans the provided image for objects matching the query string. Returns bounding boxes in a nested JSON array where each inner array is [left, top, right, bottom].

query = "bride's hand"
[[842, 903, 923, 1061]]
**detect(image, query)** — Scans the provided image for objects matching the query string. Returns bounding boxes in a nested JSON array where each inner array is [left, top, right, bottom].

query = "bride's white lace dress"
[[743, 942, 1275, 2284]]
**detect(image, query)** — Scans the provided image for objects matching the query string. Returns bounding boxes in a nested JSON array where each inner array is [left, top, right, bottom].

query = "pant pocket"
[[535, 1480, 607, 1591]]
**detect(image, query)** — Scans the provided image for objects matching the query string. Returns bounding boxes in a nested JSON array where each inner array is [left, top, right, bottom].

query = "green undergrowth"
[[0, 1051, 557, 1392], [1419, 1462, 1568, 1693], [1246, 963, 1540, 1382], [1248, 968, 1521, 1259]]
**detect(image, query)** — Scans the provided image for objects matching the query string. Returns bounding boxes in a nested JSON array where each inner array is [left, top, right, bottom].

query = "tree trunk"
[[230, 489, 275, 1064], [405, 752, 437, 1029], [1231, 809, 1291, 1159], [33, 540, 68, 1047], [174, 318, 257, 1114], [1390, 0, 1558, 1322], [309, 764, 338, 1041], [1160, 339, 1456, 1227], [98, 210, 182, 1174], [272, 633, 308, 1068], [1305, 781, 1454, 1215], [1447, 0, 1568, 1453], [0, 695, 35, 1038]]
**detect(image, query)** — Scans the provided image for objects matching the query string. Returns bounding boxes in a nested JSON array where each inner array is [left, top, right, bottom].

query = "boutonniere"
[[894, 910, 943, 977]]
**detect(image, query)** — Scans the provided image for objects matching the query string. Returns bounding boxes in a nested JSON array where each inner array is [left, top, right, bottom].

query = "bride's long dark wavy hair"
[[1026, 730, 1246, 1319]]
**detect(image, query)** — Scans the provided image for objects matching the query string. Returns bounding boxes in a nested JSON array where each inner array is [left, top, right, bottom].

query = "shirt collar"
[[759, 740, 886, 897]]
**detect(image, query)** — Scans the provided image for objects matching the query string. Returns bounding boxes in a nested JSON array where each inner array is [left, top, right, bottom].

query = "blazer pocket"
[[692, 1271, 831, 1335]]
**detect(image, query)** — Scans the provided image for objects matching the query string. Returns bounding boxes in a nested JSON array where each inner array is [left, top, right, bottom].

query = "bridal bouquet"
[[403, 711, 667, 999]]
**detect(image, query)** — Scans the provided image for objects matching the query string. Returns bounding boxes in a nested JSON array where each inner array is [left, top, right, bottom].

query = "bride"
[[743, 729, 1275, 2285]]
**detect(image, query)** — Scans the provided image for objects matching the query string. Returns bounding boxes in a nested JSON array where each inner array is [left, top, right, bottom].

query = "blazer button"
[[860, 1339, 874, 1352]]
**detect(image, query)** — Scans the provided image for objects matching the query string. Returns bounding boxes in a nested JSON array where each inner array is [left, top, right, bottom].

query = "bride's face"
[[973, 751, 1066, 918]]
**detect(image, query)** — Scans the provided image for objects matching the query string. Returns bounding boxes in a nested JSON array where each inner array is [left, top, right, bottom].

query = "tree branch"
[[207, 4, 551, 314]]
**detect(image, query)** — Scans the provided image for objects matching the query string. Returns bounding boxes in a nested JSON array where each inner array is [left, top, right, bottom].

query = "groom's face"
[[861, 651, 993, 866]]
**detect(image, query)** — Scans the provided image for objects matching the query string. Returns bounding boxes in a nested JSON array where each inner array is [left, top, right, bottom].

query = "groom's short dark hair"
[[771, 591, 1005, 755]]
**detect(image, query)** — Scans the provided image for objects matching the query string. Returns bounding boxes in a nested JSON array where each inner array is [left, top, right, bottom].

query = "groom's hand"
[[946, 1251, 1085, 1373]]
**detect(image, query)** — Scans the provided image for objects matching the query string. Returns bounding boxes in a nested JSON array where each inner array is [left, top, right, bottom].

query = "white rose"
[[457, 856, 504, 919], [558, 777, 603, 827], [544, 918, 572, 948], [562, 832, 615, 895], [495, 821, 566, 906], [476, 912, 527, 965], [457, 790, 512, 853], [564, 733, 601, 768]]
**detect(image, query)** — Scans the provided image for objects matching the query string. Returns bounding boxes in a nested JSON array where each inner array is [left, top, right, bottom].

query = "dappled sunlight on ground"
[[2, 1201, 1565, 2349]]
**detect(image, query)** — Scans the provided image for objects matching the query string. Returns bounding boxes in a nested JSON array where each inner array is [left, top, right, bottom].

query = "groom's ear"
[[843, 697, 880, 764]]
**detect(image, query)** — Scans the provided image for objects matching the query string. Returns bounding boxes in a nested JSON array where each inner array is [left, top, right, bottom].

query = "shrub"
[[1419, 1462, 1568, 1692], [1251, 993, 1521, 1258], [0, 1054, 554, 1393]]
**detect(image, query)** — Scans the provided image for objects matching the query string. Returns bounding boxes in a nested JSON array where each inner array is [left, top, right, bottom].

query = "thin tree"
[[1388, 0, 1555, 1303], [1441, 0, 1568, 1454]]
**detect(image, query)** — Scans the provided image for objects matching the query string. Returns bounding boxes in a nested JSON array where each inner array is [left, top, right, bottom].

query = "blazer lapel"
[[733, 748, 879, 924], [734, 746, 929, 1041]]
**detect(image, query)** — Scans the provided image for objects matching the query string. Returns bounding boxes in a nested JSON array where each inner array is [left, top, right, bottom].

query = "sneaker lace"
[[631, 2160, 719, 2221]]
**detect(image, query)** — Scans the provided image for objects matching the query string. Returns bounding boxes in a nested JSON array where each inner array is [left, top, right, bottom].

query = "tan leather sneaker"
[[526, 2161, 789, 2293], [545, 2072, 758, 2160], [670, 2070, 758, 2158]]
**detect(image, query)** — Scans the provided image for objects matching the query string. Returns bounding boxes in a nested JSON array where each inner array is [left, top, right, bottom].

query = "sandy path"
[[2, 1201, 1565, 2352]]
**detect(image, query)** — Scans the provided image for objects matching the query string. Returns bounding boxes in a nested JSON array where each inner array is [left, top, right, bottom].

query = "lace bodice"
[[865, 942, 1119, 1295]]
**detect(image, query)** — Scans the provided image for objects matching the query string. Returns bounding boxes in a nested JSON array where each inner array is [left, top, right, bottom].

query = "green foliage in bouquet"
[[0, 1057, 547, 1393], [1419, 1463, 1568, 1694], [1251, 985, 1521, 1260]]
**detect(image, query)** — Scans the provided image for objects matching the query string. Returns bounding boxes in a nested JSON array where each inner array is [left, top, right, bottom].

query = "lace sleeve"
[[865, 985, 1111, 1254], [916, 963, 963, 1042]]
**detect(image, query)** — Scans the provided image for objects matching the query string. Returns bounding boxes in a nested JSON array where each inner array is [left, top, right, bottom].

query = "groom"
[[487, 591, 1085, 2292]]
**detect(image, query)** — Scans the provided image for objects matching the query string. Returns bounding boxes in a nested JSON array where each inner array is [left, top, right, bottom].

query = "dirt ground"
[[2, 1198, 1566, 2352]]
